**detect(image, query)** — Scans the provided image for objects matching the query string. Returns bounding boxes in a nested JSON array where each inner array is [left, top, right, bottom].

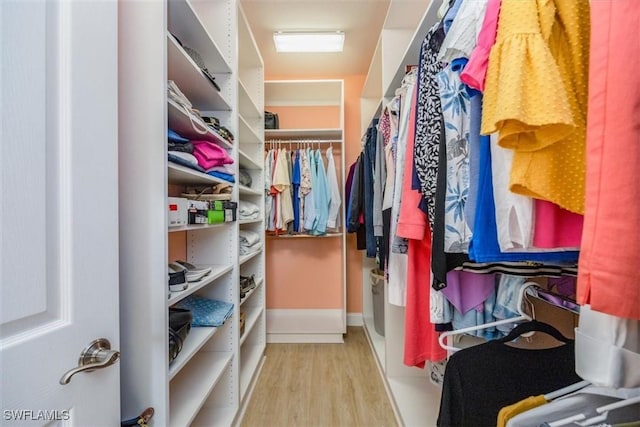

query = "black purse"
[[264, 111, 279, 129], [169, 307, 192, 364]]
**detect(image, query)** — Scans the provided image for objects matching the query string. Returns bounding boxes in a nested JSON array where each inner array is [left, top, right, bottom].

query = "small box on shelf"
[[208, 201, 238, 224]]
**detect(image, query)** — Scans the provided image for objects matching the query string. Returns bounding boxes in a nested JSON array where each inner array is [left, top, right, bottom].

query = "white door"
[[1, 1, 120, 426]]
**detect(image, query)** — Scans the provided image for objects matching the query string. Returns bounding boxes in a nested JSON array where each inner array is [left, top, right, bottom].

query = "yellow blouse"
[[481, 0, 590, 214]]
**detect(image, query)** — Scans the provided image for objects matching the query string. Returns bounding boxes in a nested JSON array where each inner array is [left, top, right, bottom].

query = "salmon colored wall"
[[265, 105, 341, 129], [265, 74, 366, 314], [265, 238, 343, 308]]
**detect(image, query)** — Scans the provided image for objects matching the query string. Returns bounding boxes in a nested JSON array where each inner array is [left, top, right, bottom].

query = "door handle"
[[60, 338, 120, 385]]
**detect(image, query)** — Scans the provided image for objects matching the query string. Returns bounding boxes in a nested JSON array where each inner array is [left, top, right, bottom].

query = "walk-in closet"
[[1, 0, 639, 426]]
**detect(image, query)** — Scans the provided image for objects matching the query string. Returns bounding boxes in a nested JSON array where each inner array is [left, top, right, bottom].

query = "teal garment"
[[303, 148, 317, 231], [311, 149, 330, 235]]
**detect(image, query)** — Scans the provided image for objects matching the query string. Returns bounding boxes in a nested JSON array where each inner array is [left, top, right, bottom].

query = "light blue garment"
[[438, 58, 472, 253], [493, 274, 528, 333], [311, 149, 330, 235], [451, 287, 502, 340], [464, 90, 482, 232], [443, 0, 464, 34], [303, 148, 317, 231]]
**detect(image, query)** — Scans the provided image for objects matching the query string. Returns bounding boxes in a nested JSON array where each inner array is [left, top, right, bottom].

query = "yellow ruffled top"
[[481, 0, 590, 214]]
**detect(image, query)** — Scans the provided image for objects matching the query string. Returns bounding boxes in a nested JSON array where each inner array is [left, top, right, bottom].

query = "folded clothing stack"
[[239, 201, 260, 220], [168, 129, 204, 173], [239, 230, 263, 255]]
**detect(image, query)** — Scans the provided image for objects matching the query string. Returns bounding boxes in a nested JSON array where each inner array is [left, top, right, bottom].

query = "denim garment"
[[291, 150, 301, 232]]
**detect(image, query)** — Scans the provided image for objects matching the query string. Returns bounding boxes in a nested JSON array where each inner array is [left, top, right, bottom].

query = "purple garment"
[[441, 271, 496, 314], [547, 276, 577, 298]]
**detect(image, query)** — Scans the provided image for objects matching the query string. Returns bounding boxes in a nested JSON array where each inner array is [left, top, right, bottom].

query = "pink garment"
[[397, 86, 447, 366], [533, 199, 583, 248], [577, 0, 640, 320], [460, 0, 501, 92]]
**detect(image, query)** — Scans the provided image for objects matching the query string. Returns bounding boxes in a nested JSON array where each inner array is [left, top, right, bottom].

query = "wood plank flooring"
[[241, 327, 399, 427]]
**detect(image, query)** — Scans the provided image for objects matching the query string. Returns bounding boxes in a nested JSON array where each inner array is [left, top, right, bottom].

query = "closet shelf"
[[167, 33, 231, 112], [168, 99, 233, 150], [239, 339, 266, 400], [167, 264, 234, 306], [240, 277, 264, 306], [168, 326, 219, 380], [238, 148, 262, 170], [266, 232, 343, 239], [239, 250, 262, 265], [239, 218, 263, 225], [240, 306, 264, 346], [168, 162, 232, 186], [239, 115, 263, 145], [239, 79, 262, 119], [167, 0, 232, 74], [191, 406, 236, 427], [265, 128, 343, 140], [169, 351, 233, 427], [168, 222, 230, 233], [238, 184, 262, 196]]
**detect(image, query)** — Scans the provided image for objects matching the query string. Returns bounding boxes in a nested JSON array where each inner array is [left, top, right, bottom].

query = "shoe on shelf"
[[168, 265, 187, 292], [240, 274, 256, 292], [169, 262, 210, 283]]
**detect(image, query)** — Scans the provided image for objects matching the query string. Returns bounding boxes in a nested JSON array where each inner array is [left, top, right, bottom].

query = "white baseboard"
[[267, 333, 344, 343], [266, 309, 345, 343], [347, 312, 363, 326]]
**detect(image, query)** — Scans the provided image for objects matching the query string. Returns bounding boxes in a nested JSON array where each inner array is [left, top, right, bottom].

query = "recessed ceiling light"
[[273, 31, 345, 53]]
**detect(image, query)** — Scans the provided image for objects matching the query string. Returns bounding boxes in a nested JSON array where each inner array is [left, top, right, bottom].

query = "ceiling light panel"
[[273, 31, 345, 53]]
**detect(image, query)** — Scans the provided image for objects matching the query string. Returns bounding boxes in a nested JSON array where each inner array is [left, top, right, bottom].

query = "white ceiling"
[[240, 0, 391, 78]]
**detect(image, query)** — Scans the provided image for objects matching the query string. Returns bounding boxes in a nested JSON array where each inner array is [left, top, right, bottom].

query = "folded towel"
[[240, 211, 260, 220], [239, 230, 261, 246], [240, 241, 263, 255], [239, 201, 260, 216]]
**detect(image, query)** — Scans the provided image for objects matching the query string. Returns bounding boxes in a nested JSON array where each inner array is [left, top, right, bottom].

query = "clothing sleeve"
[[347, 155, 363, 233], [373, 125, 386, 236], [326, 148, 342, 229]]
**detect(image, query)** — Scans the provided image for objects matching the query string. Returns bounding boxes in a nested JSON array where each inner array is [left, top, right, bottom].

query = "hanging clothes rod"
[[266, 139, 341, 144]]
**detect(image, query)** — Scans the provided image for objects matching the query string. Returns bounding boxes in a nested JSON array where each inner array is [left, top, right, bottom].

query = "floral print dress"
[[437, 59, 472, 253]]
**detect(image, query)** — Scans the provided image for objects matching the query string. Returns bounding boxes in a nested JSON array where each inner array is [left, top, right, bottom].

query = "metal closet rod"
[[266, 139, 341, 144]]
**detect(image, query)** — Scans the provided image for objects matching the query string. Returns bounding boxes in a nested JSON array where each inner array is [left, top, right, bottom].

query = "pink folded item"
[[192, 141, 234, 169]]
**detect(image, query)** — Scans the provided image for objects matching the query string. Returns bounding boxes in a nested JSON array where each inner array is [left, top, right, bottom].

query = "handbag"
[[167, 80, 210, 135], [264, 111, 279, 129], [169, 307, 192, 364]]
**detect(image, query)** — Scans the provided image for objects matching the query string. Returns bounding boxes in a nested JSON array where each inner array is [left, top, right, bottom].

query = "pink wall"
[[265, 74, 366, 314], [265, 105, 341, 129]]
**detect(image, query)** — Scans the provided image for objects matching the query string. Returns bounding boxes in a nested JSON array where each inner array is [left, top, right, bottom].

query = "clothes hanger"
[[438, 282, 539, 353], [576, 396, 640, 426], [497, 320, 572, 344], [543, 380, 591, 401], [545, 396, 640, 427]]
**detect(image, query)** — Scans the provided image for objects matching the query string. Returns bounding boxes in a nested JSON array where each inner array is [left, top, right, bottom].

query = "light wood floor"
[[241, 327, 399, 427]]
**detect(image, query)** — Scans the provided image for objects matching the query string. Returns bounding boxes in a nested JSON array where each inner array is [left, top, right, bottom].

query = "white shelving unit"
[[360, 1, 444, 426], [264, 80, 347, 343], [118, 0, 265, 425]]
